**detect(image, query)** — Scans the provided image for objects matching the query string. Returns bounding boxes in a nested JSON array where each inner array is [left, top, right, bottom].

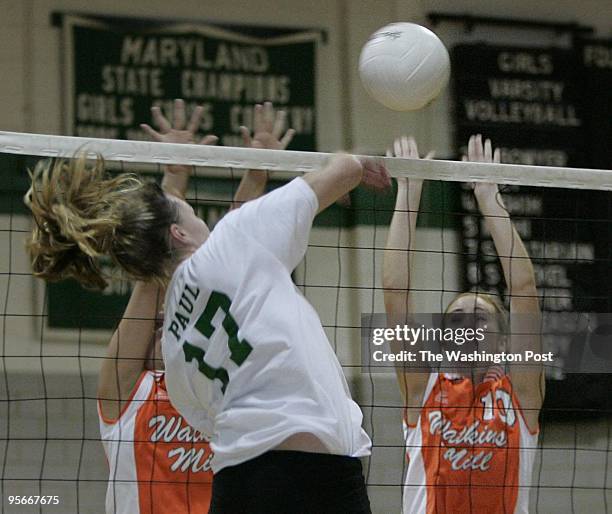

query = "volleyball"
[[358, 22, 450, 111]]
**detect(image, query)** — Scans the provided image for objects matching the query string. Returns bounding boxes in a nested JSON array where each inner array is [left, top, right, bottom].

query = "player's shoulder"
[[98, 371, 156, 428], [176, 228, 230, 287]]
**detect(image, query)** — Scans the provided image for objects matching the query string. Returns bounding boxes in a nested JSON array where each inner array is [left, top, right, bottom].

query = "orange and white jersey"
[[98, 370, 213, 514], [402, 369, 539, 514]]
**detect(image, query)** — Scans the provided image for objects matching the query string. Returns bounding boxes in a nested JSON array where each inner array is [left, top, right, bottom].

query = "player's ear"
[[169, 223, 188, 246]]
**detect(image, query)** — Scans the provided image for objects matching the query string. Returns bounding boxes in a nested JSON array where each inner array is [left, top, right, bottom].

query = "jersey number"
[[480, 389, 516, 426], [183, 291, 252, 394]]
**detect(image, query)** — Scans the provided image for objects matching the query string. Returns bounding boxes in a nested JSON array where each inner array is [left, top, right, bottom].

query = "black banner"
[[579, 38, 612, 169], [453, 44, 586, 166], [453, 43, 612, 313], [453, 44, 612, 409]]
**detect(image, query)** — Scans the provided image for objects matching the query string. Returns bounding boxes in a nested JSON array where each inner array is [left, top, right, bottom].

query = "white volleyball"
[[358, 22, 450, 111]]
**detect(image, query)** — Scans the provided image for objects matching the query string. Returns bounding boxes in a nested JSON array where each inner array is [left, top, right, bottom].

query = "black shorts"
[[209, 450, 371, 514]]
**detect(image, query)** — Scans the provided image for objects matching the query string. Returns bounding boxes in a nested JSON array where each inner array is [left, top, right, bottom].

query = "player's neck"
[[168, 245, 198, 276]]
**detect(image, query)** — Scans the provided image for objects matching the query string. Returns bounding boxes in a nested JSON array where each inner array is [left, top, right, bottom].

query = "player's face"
[[168, 195, 210, 251], [443, 294, 503, 354]]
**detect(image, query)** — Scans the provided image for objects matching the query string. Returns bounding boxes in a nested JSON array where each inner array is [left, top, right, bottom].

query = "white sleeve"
[[227, 177, 318, 272]]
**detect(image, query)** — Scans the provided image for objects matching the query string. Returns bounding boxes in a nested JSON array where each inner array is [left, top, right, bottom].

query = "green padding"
[[47, 278, 130, 329]]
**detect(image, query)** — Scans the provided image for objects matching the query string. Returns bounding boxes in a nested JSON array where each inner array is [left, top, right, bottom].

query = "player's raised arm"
[[98, 99, 217, 420], [140, 98, 218, 200], [222, 152, 390, 277], [97, 283, 163, 420], [231, 102, 295, 208], [303, 154, 391, 213], [469, 134, 543, 431], [382, 136, 432, 410]]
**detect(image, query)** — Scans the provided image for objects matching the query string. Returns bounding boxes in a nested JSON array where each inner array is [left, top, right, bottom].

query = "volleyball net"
[[0, 131, 611, 513]]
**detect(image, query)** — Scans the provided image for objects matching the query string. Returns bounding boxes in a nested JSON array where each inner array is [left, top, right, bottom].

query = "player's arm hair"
[[302, 154, 363, 213], [97, 282, 163, 421], [25, 156, 179, 289], [383, 176, 429, 409]]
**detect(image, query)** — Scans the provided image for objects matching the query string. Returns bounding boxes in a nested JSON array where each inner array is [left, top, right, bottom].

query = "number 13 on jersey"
[[183, 291, 253, 394]]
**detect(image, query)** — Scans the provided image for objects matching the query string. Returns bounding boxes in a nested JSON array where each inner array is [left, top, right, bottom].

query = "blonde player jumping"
[[383, 135, 543, 514], [97, 100, 294, 513], [26, 123, 390, 512]]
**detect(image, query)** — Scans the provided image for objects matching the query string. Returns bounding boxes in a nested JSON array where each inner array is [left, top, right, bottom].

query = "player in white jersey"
[[26, 122, 390, 511], [96, 100, 294, 514], [383, 135, 543, 513]]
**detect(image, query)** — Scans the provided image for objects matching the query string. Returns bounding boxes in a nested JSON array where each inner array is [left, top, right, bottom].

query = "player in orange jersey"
[[383, 134, 543, 514], [96, 100, 294, 514]]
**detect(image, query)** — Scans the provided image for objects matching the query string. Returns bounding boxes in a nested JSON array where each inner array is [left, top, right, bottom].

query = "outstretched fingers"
[[151, 106, 172, 133], [140, 123, 162, 142], [172, 99, 187, 130], [187, 105, 205, 133]]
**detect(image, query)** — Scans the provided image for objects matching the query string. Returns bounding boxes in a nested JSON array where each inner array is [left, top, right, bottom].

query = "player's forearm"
[[111, 282, 161, 357], [161, 165, 191, 199], [98, 282, 162, 401], [231, 170, 269, 209], [476, 190, 536, 296], [303, 154, 363, 213], [383, 179, 423, 294]]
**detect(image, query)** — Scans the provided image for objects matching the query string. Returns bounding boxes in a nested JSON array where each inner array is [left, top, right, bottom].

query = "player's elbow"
[[382, 269, 396, 291], [330, 153, 363, 188], [382, 262, 409, 292], [305, 154, 364, 212]]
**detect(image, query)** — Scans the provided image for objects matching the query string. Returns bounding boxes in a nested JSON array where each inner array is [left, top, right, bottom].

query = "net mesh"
[[0, 135, 611, 513]]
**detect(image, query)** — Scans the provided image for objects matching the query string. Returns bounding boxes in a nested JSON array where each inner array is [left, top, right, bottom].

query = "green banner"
[[64, 16, 318, 149], [46, 16, 321, 330]]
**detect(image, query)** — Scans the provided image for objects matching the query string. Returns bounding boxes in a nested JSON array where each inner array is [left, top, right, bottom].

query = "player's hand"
[[240, 102, 295, 150], [140, 98, 218, 146], [463, 134, 500, 198], [386, 135, 435, 188], [358, 156, 392, 192], [146, 99, 217, 198]]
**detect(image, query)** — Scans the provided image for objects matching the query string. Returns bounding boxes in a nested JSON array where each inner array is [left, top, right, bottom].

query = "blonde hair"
[[446, 290, 510, 335], [25, 155, 178, 289]]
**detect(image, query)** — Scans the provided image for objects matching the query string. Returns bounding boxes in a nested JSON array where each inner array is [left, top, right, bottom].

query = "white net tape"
[[1, 130, 611, 189]]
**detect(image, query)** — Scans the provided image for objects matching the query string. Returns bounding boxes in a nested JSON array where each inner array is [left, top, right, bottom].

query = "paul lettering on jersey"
[[168, 284, 200, 341], [428, 410, 508, 471], [148, 414, 212, 474]]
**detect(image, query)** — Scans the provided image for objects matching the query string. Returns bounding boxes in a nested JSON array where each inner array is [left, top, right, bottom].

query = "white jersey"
[[162, 177, 371, 473]]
